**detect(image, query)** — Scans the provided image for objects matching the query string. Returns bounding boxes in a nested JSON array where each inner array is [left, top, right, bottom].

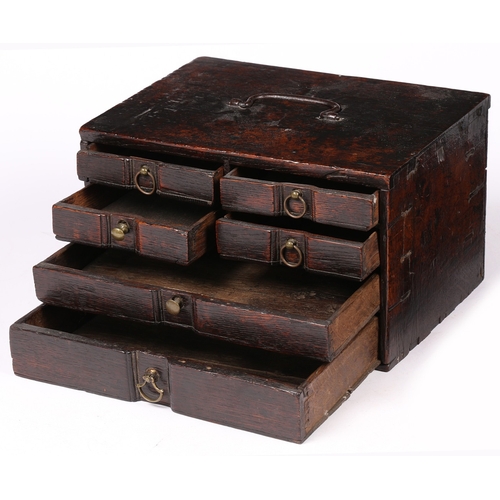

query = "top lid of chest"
[[80, 57, 490, 188]]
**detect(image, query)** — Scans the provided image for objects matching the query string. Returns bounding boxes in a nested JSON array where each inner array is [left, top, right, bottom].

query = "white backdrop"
[[1, 4, 499, 498]]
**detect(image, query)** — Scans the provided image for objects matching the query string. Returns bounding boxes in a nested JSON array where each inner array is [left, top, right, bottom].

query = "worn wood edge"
[[371, 189, 380, 227], [186, 209, 219, 264], [328, 273, 380, 356], [361, 231, 381, 279], [301, 317, 380, 440], [302, 358, 380, 440]]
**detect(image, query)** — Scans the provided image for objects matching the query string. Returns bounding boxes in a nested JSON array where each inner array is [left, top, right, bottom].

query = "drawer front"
[[52, 184, 218, 265], [10, 306, 138, 402], [33, 245, 380, 362], [10, 306, 379, 443], [220, 168, 379, 231], [77, 148, 224, 205], [216, 215, 380, 281]]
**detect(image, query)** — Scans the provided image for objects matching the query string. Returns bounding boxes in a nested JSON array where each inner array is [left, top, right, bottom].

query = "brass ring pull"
[[136, 368, 164, 403], [280, 239, 304, 268], [134, 166, 156, 195], [283, 189, 307, 219]]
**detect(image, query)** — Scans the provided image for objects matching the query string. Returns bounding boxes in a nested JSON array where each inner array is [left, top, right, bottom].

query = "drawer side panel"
[[303, 317, 379, 437]]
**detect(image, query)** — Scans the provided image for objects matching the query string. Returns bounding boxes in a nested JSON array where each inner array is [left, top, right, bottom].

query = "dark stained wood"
[[79, 57, 489, 188], [10, 305, 379, 443], [216, 213, 380, 281], [9, 57, 491, 443], [220, 167, 379, 231], [75, 57, 490, 368], [10, 306, 137, 402], [77, 145, 224, 205], [33, 244, 380, 361], [378, 101, 489, 368], [52, 184, 218, 265]]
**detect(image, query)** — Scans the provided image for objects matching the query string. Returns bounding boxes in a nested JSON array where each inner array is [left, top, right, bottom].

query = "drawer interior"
[[41, 244, 373, 322], [57, 184, 216, 227], [18, 305, 323, 385], [226, 166, 378, 195], [12, 305, 379, 442]]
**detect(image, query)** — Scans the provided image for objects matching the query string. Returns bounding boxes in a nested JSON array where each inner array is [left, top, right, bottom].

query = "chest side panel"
[[381, 103, 488, 368]]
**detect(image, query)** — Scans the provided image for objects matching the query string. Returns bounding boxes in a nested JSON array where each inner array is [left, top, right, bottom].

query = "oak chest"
[[10, 57, 490, 442]]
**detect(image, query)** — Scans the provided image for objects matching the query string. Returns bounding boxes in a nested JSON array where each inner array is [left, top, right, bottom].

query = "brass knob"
[[166, 296, 183, 315], [111, 221, 130, 241]]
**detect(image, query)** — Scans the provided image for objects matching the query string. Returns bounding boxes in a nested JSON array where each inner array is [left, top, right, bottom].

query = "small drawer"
[[220, 167, 379, 231], [77, 144, 224, 205], [52, 184, 219, 265], [10, 304, 379, 443], [33, 245, 380, 362], [216, 213, 380, 281]]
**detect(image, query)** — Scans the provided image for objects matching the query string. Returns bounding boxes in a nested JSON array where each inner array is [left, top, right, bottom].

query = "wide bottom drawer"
[[10, 305, 379, 443]]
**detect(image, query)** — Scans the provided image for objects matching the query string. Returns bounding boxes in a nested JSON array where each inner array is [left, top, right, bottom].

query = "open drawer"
[[33, 244, 380, 361], [10, 305, 379, 443], [216, 213, 380, 281], [220, 167, 379, 231], [52, 184, 218, 265], [77, 144, 224, 205]]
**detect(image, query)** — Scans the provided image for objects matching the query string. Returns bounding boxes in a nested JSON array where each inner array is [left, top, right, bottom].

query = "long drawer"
[[10, 305, 379, 443], [33, 244, 380, 361]]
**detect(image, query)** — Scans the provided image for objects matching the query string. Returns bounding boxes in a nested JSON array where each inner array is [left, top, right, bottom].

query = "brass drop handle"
[[136, 368, 164, 403], [283, 189, 307, 219], [280, 238, 304, 268], [134, 165, 156, 195], [165, 296, 183, 316], [111, 221, 130, 241]]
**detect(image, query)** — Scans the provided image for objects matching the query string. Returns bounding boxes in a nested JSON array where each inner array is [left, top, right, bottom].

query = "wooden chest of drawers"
[[9, 57, 490, 442]]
